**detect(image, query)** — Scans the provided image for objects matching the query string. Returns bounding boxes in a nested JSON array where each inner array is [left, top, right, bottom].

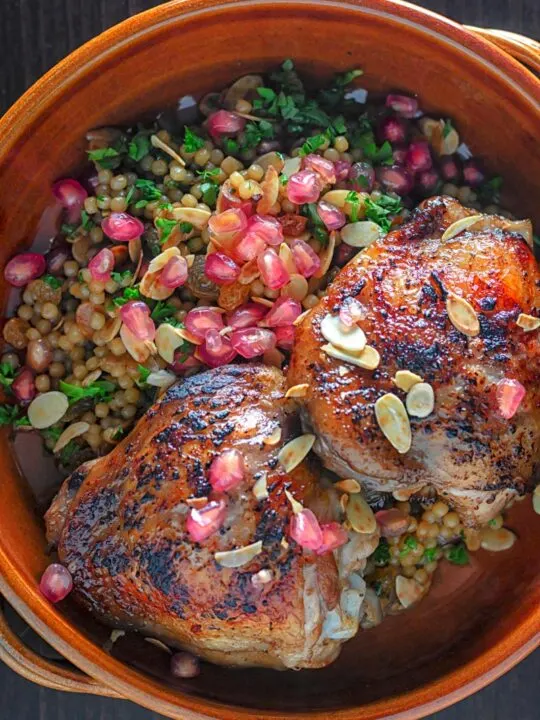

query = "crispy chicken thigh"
[[288, 197, 540, 525], [45, 364, 376, 669]]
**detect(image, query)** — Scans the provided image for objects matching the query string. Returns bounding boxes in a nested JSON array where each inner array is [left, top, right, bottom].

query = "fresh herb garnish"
[[61, 223, 78, 238], [423, 547, 438, 564], [60, 440, 79, 466], [298, 133, 328, 157], [488, 518, 498, 528], [125, 185, 136, 206], [42, 426, 63, 444], [111, 427, 125, 440], [222, 138, 240, 155], [183, 127, 205, 153], [242, 120, 275, 150], [59, 379, 116, 405], [80, 210, 94, 231], [372, 539, 390, 567], [345, 191, 362, 222], [42, 274, 63, 290], [179, 222, 193, 234], [200, 182, 218, 206], [196, 167, 220, 182], [372, 580, 384, 597], [14, 415, 31, 427], [128, 132, 151, 162], [134, 178, 163, 208], [317, 68, 363, 110], [137, 364, 151, 385], [364, 194, 403, 232], [0, 404, 19, 425], [442, 119, 454, 139], [111, 270, 133, 285], [301, 203, 329, 245], [150, 301, 182, 326], [155, 217, 178, 244], [446, 541, 469, 566], [0, 363, 16, 392], [279, 174, 288, 186], [112, 286, 142, 307], [399, 535, 418, 558], [87, 147, 120, 169]]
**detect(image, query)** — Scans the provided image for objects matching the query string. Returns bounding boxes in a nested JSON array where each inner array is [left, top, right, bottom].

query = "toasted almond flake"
[[140, 269, 174, 301], [252, 473, 269, 501], [395, 575, 425, 608], [500, 218, 533, 248], [335, 479, 361, 494], [516, 313, 540, 332], [120, 324, 151, 362], [28, 391, 69, 430], [147, 370, 177, 389], [341, 221, 381, 248], [338, 366, 349, 377], [278, 434, 315, 473], [374, 393, 411, 454], [219, 325, 233, 336], [533, 486, 540, 515], [171, 207, 211, 230], [53, 422, 90, 453], [186, 496, 208, 509], [256, 165, 279, 215], [155, 323, 186, 364], [251, 296, 274, 308], [144, 637, 173, 654], [176, 327, 203, 345], [103, 629, 126, 652], [251, 568, 273, 586], [393, 370, 423, 392], [405, 382, 435, 418], [480, 527, 516, 552], [346, 493, 377, 534], [284, 489, 304, 514], [263, 426, 282, 446], [314, 231, 336, 278], [322, 189, 368, 215], [150, 134, 185, 166], [320, 313, 366, 353], [285, 383, 309, 398], [446, 292, 480, 336], [280, 537, 290, 550], [322, 343, 380, 370], [215, 540, 263, 568], [52, 317, 64, 332], [82, 369, 102, 387], [340, 494, 349, 512], [282, 156, 302, 177], [238, 258, 260, 285], [279, 243, 297, 274], [293, 309, 311, 326], [148, 247, 182, 275], [128, 236, 142, 264], [440, 126, 460, 155], [441, 214, 484, 241]]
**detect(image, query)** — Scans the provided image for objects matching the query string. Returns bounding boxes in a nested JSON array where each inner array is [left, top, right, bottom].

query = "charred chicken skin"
[[288, 197, 539, 526], [46, 364, 376, 670]]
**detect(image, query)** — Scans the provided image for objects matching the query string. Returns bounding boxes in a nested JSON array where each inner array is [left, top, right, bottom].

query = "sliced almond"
[[278, 434, 315, 473], [322, 189, 368, 215], [320, 313, 366, 353], [285, 383, 309, 398], [340, 494, 349, 513], [155, 323, 186, 364], [374, 393, 411, 454], [279, 243, 297, 274], [171, 207, 211, 231], [128, 236, 142, 264], [144, 637, 173, 654], [480, 527, 516, 552], [256, 165, 279, 215], [532, 486, 540, 515], [393, 370, 423, 392], [501, 218, 533, 248], [395, 575, 425, 608], [263, 426, 282, 445], [215, 540, 263, 568], [146, 370, 177, 389], [284, 489, 304, 514], [148, 247, 182, 275], [405, 382, 435, 418], [253, 473, 269, 501], [94, 316, 122, 345], [282, 156, 302, 177], [516, 313, 540, 332], [140, 269, 174, 301], [120, 324, 151, 362], [293, 309, 311, 326], [440, 126, 460, 155], [177, 327, 203, 345], [322, 343, 380, 370], [314, 231, 336, 279], [335, 479, 361, 494], [28, 391, 69, 429], [238, 258, 260, 285], [341, 221, 381, 248], [53, 421, 90, 453], [346, 493, 376, 534], [151, 134, 185, 166], [186, 496, 208, 509], [441, 214, 483, 241], [82, 369, 102, 387], [446, 292, 480, 337], [251, 296, 274, 308]]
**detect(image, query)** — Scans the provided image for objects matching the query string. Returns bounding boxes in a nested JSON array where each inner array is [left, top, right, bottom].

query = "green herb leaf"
[[0, 363, 16, 392], [317, 69, 363, 110], [179, 222, 193, 234], [125, 185, 136, 206], [59, 379, 116, 405], [399, 535, 418, 558], [442, 119, 454, 139], [183, 127, 205, 153], [279, 174, 288, 186], [61, 223, 78, 238], [80, 210, 95, 231], [112, 286, 141, 307], [196, 167, 220, 182], [422, 546, 438, 564], [477, 175, 503, 204], [223, 138, 239, 155], [345, 191, 361, 222], [134, 178, 163, 208], [0, 403, 19, 426], [155, 217, 178, 244], [42, 274, 63, 290], [42, 426, 63, 444], [150, 301, 181, 325], [14, 415, 31, 427], [364, 194, 403, 232], [372, 539, 390, 567], [111, 427, 124, 440], [137, 364, 151, 385], [60, 440, 79, 466], [111, 270, 133, 285], [299, 133, 328, 156], [200, 181, 218, 206], [446, 541, 469, 566], [301, 203, 329, 245], [242, 120, 275, 150], [87, 147, 120, 169], [128, 132, 151, 162]]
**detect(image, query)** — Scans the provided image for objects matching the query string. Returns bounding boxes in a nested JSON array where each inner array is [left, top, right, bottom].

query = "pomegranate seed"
[[286, 170, 321, 205], [349, 162, 375, 191], [208, 208, 248, 244], [197, 336, 237, 367], [209, 448, 246, 492], [385, 94, 419, 118], [204, 252, 241, 285], [376, 165, 413, 195], [228, 303, 267, 329], [160, 255, 188, 288], [102, 212, 144, 242], [120, 301, 156, 342], [207, 110, 246, 138], [289, 509, 323, 551], [334, 160, 352, 181], [245, 214, 283, 247], [377, 116, 408, 144], [339, 298, 367, 327], [170, 652, 200, 679], [4, 253, 46, 287], [257, 247, 290, 289], [230, 327, 276, 358], [88, 248, 115, 282], [495, 378, 526, 419], [406, 140, 432, 173], [291, 239, 321, 278], [52, 178, 88, 224], [185, 307, 224, 340], [12, 368, 36, 404], [317, 200, 346, 230], [274, 324, 295, 351], [170, 352, 200, 374], [392, 146, 408, 166], [416, 169, 440, 196], [302, 155, 336, 185], [316, 522, 348, 555], [375, 509, 409, 538], [187, 499, 227, 542], [39, 563, 73, 603], [463, 160, 485, 187], [439, 155, 462, 182], [205, 328, 226, 355], [259, 296, 302, 327], [234, 231, 267, 263]]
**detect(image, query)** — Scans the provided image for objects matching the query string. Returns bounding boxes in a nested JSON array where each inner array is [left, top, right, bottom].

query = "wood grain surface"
[[0, 0, 538, 718]]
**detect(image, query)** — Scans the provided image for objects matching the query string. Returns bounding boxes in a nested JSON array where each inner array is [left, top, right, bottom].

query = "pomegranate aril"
[[4, 253, 46, 287], [217, 183, 254, 217], [316, 522, 348, 555], [439, 155, 462, 182], [416, 169, 440, 196], [406, 140, 432, 173], [245, 214, 284, 247], [88, 248, 115, 282], [185, 307, 224, 340], [197, 337, 237, 368], [349, 162, 375, 191], [120, 301, 156, 342], [39, 563, 73, 603], [392, 146, 408, 166], [208, 208, 248, 243], [230, 327, 276, 358], [317, 200, 346, 230], [209, 448, 246, 492], [47, 244, 71, 275], [286, 170, 321, 205], [495, 378, 525, 420], [334, 160, 352, 182], [12, 368, 36, 404], [170, 351, 200, 374], [52, 178, 88, 224], [102, 212, 144, 242], [257, 248, 290, 289], [376, 165, 413, 195], [274, 324, 295, 351], [228, 303, 267, 329], [291, 239, 321, 278], [339, 298, 367, 327], [385, 94, 419, 118], [187, 499, 227, 542], [160, 255, 188, 288], [377, 116, 408, 145], [259, 296, 302, 327], [170, 652, 200, 679], [204, 252, 241, 285], [207, 109, 246, 138], [302, 155, 336, 185], [289, 509, 323, 551], [462, 159, 485, 187], [234, 232, 267, 262], [204, 328, 225, 355]]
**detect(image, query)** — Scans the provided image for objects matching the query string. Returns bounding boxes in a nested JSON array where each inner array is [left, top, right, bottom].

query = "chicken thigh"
[[45, 364, 377, 669], [288, 196, 540, 525]]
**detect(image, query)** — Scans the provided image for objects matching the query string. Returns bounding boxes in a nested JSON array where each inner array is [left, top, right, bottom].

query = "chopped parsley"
[[196, 167, 220, 182], [0, 363, 16, 392], [61, 223, 78, 238], [155, 217, 178, 244], [60, 440, 79, 465], [399, 535, 418, 558], [59, 379, 116, 405], [111, 427, 125, 440], [111, 270, 133, 285], [150, 301, 182, 326], [222, 138, 240, 155], [14, 415, 31, 427], [134, 179, 163, 208], [112, 286, 142, 307], [242, 119, 275, 150], [125, 185, 136, 206], [364, 194, 403, 232], [128, 132, 151, 162], [442, 119, 454, 139], [87, 147, 120, 169], [372, 539, 390, 567], [345, 191, 362, 222], [0, 403, 19, 425], [183, 127, 205, 153], [80, 210, 94, 231], [200, 182, 218, 206], [298, 133, 328, 157], [302, 203, 329, 245], [279, 174, 288, 186], [42, 274, 63, 290], [423, 546, 438, 564], [179, 222, 193, 234], [317, 68, 363, 110], [42, 426, 63, 444], [445, 541, 469, 566], [137, 364, 151, 385]]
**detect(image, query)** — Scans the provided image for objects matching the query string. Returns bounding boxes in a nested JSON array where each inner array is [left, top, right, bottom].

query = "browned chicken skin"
[[289, 197, 540, 525], [46, 364, 376, 669]]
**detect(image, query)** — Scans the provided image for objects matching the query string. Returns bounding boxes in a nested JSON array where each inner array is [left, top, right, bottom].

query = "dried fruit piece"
[[446, 292, 480, 337], [374, 393, 411, 454], [322, 343, 380, 370], [28, 391, 69, 429], [516, 313, 540, 332], [278, 434, 315, 472], [441, 214, 483, 241], [215, 541, 263, 568], [393, 370, 423, 392], [53, 422, 90, 453], [320, 314, 366, 353], [285, 383, 309, 398], [405, 382, 435, 418], [395, 575, 425, 608], [346, 493, 376, 534]]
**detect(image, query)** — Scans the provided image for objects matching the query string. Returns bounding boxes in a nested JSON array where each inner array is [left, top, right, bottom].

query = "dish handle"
[[468, 26, 540, 75], [0, 599, 119, 697]]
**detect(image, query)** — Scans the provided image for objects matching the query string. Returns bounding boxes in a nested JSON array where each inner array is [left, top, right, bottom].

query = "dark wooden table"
[[0, 0, 538, 718]]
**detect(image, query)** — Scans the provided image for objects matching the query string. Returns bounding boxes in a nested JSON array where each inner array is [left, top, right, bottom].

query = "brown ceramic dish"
[[0, 1, 538, 718]]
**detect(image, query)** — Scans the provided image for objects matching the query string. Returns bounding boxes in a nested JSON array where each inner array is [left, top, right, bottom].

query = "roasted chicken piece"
[[45, 364, 377, 670], [288, 197, 540, 526]]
